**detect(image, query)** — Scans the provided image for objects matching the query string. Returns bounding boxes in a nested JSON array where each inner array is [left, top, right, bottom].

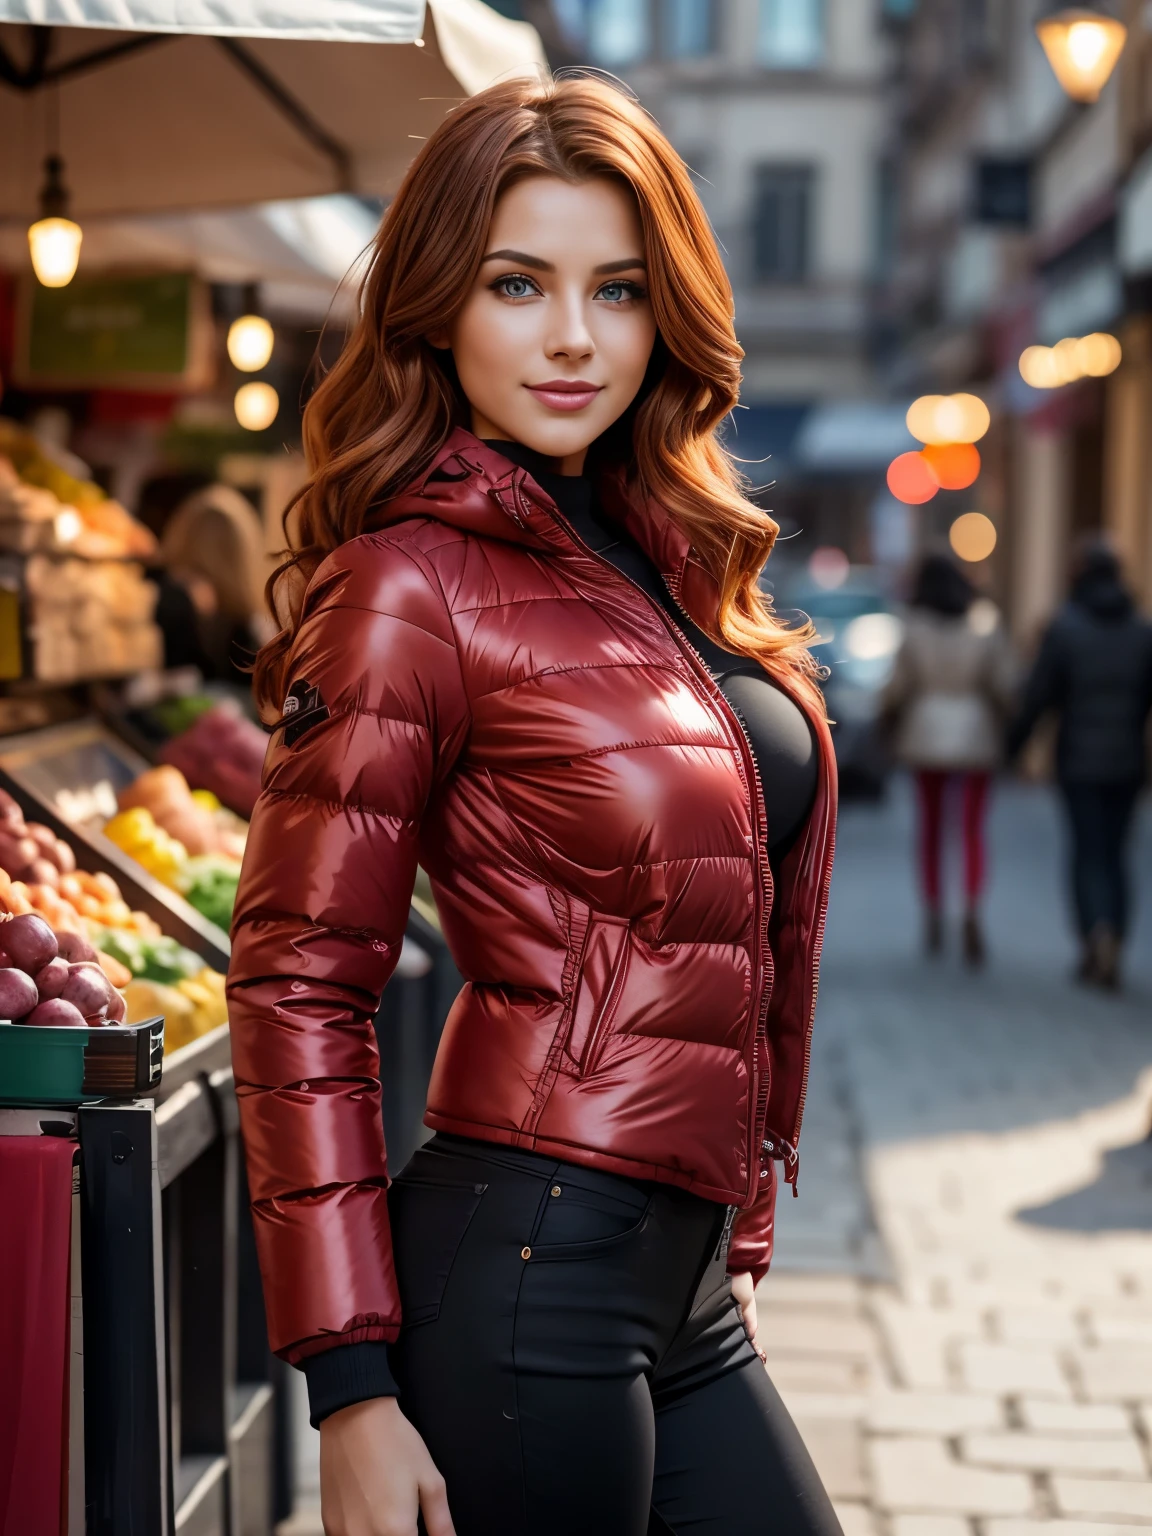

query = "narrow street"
[[763, 779, 1152, 1532]]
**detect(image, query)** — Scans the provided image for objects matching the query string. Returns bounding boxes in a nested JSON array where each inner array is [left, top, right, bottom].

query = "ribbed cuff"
[[301, 1342, 400, 1428]]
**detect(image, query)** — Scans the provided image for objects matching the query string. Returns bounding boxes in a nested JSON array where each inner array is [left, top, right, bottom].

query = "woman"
[[228, 75, 837, 1536], [882, 552, 1015, 965], [158, 482, 275, 683]]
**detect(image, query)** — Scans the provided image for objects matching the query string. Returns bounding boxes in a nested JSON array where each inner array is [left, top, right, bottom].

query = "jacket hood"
[[1071, 563, 1133, 623], [374, 428, 726, 639]]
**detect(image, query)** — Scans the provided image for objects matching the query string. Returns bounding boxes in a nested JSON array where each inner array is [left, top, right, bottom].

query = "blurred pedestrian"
[[1006, 540, 1152, 990], [882, 553, 1016, 965], [157, 484, 275, 685]]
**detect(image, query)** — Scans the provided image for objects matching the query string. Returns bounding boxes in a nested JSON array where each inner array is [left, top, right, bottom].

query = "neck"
[[469, 413, 586, 476]]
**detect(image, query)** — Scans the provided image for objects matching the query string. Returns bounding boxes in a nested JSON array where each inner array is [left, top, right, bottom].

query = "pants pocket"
[[388, 1176, 487, 1326], [529, 1178, 654, 1262]]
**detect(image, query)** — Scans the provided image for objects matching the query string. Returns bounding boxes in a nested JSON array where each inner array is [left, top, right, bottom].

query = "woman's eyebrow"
[[479, 250, 647, 275], [481, 248, 553, 270]]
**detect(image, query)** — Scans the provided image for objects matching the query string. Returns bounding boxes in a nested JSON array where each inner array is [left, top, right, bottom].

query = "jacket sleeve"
[[226, 534, 469, 1365], [1005, 621, 1066, 762]]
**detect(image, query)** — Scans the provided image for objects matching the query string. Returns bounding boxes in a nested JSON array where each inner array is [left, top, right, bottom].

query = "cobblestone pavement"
[[764, 778, 1152, 1535]]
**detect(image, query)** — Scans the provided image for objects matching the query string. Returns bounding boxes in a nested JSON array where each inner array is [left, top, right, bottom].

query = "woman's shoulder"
[[310, 517, 468, 607]]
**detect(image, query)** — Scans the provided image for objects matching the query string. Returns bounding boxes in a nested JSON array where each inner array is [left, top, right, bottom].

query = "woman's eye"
[[595, 280, 646, 304], [493, 274, 539, 300]]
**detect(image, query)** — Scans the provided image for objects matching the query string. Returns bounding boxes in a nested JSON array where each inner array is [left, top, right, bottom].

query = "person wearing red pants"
[[882, 554, 1016, 964]]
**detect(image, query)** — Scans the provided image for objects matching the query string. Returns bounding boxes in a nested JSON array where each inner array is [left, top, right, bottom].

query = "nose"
[[545, 287, 595, 364]]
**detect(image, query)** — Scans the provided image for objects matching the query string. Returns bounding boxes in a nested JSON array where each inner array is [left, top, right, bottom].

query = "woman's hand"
[[730, 1271, 767, 1364], [319, 1397, 456, 1536]]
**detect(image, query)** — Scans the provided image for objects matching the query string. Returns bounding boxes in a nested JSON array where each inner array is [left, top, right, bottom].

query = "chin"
[[515, 420, 603, 461]]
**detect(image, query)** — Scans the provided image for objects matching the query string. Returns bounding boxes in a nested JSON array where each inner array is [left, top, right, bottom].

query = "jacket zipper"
[[508, 477, 774, 1205]]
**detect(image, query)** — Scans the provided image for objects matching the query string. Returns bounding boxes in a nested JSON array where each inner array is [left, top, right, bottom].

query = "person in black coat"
[[1007, 541, 1152, 988]]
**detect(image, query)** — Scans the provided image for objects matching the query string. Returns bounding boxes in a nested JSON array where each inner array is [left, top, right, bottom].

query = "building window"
[[553, 0, 651, 65], [752, 165, 815, 283], [758, 0, 823, 68], [973, 157, 1031, 227], [664, 0, 714, 57], [874, 158, 898, 278]]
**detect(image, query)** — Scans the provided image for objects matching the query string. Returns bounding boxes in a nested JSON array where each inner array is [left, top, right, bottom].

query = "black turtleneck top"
[[488, 443, 817, 865]]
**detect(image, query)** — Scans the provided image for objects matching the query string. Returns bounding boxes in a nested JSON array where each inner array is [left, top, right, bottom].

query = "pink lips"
[[525, 379, 604, 412]]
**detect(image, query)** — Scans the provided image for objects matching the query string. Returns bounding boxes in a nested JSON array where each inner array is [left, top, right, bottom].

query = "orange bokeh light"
[[887, 451, 939, 504], [921, 442, 981, 490]]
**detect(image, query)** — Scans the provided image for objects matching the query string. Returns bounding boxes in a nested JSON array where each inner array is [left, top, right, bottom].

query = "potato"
[[61, 961, 115, 1020], [54, 840, 76, 874], [1, 913, 58, 971], [0, 831, 38, 875], [34, 957, 69, 999], [28, 858, 59, 889], [24, 998, 87, 1028], [27, 824, 57, 857], [0, 966, 39, 1019], [105, 989, 127, 1024], [54, 929, 97, 964]]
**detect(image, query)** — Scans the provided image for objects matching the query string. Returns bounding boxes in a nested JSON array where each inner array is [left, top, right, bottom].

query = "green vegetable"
[[150, 694, 216, 738], [94, 928, 203, 986], [176, 857, 240, 932]]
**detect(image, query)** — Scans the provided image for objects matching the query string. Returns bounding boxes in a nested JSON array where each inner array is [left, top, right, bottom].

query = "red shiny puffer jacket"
[[227, 432, 836, 1365]]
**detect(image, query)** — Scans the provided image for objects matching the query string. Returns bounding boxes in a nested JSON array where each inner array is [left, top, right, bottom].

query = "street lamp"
[[1035, 7, 1127, 103], [227, 314, 274, 372], [27, 155, 83, 288]]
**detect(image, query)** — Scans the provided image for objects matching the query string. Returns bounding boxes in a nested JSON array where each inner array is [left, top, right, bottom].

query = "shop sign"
[[13, 272, 213, 392]]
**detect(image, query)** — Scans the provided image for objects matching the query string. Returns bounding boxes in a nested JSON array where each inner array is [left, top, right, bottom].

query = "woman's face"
[[440, 174, 658, 474]]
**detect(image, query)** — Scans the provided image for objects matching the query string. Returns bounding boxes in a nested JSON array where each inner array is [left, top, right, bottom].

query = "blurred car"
[[772, 567, 903, 799]]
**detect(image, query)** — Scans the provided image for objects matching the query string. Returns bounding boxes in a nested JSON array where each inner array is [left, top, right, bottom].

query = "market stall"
[[0, 3, 540, 1531]]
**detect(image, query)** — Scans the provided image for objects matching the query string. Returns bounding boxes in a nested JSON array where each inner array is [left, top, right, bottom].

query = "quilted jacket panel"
[[227, 431, 837, 1363]]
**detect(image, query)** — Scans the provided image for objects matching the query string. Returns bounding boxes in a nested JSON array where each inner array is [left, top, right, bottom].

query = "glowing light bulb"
[[1074, 331, 1122, 377], [1035, 9, 1126, 103], [887, 451, 940, 505], [906, 393, 990, 446], [227, 314, 274, 372], [1020, 345, 1060, 389], [28, 216, 82, 288], [1068, 18, 1107, 69], [949, 512, 997, 563], [234, 382, 279, 431]]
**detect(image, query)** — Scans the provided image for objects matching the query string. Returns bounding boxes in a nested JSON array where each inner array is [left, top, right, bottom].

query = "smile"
[[525, 380, 605, 412]]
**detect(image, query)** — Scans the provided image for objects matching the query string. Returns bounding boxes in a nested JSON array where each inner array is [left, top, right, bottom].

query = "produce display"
[[0, 420, 156, 559], [0, 421, 162, 684], [103, 766, 245, 931], [0, 787, 227, 1053], [0, 912, 125, 1029], [159, 700, 267, 819]]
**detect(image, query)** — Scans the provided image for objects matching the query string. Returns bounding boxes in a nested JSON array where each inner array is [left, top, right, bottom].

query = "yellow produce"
[[103, 806, 188, 888], [123, 978, 197, 1054], [104, 807, 155, 852], [176, 967, 229, 1037]]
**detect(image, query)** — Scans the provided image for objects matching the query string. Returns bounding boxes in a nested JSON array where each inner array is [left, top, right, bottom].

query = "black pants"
[[1061, 781, 1142, 938], [387, 1134, 840, 1536]]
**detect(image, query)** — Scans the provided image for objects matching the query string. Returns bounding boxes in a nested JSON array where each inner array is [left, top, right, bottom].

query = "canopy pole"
[[217, 38, 353, 193], [0, 24, 171, 91]]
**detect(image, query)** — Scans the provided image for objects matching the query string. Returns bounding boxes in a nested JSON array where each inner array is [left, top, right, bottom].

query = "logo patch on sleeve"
[[278, 679, 330, 745]]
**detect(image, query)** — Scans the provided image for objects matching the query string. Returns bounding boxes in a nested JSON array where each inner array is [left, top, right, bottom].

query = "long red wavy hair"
[[253, 72, 820, 714]]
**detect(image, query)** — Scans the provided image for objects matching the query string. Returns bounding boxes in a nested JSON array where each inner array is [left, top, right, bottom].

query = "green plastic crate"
[[0, 1016, 164, 1106]]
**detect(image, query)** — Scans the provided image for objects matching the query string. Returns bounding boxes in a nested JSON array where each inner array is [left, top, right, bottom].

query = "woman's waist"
[[408, 1131, 727, 1218]]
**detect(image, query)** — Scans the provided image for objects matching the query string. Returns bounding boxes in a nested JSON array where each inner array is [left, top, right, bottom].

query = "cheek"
[[453, 304, 533, 390], [600, 312, 659, 390]]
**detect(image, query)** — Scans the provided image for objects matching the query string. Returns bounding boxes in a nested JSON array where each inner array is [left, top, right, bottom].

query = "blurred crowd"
[[881, 540, 1152, 991]]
